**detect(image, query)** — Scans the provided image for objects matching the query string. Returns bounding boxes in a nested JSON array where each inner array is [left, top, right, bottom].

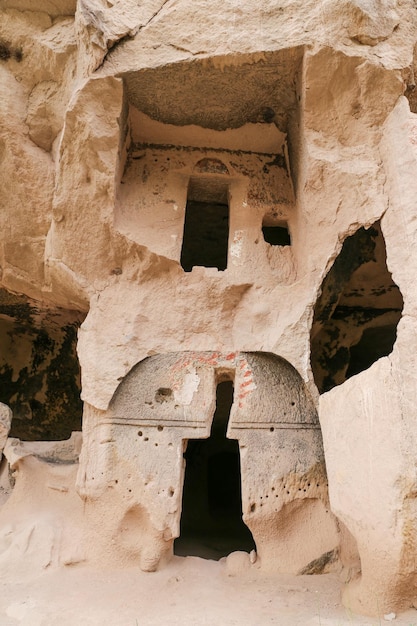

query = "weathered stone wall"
[[78, 352, 338, 572], [1, 0, 417, 618]]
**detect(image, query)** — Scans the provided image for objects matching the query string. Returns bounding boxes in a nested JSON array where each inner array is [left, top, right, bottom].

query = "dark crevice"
[[95, 32, 136, 71]]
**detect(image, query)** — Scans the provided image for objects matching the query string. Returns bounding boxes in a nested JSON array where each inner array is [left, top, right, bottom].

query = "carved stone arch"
[[82, 351, 339, 572], [193, 158, 230, 176]]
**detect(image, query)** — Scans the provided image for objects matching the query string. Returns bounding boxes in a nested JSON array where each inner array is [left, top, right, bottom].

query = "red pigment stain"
[[173, 358, 191, 371], [195, 352, 220, 366], [240, 379, 253, 388], [225, 352, 236, 361], [244, 370, 251, 378]]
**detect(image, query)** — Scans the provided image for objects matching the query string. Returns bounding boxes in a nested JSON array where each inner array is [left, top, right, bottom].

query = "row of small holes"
[[249, 482, 327, 511]]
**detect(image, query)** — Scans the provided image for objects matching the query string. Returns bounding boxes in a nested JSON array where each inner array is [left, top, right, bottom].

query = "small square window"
[[262, 215, 291, 246]]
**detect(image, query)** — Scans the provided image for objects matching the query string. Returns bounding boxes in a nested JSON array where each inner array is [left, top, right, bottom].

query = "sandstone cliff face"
[[1, 0, 417, 618]]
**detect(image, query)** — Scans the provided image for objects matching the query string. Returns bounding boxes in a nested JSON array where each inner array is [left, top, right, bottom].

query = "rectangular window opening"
[[262, 215, 291, 247], [180, 177, 230, 272]]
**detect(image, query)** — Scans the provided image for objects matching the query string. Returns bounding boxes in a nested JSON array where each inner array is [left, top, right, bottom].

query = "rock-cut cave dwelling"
[[1, 1, 417, 623]]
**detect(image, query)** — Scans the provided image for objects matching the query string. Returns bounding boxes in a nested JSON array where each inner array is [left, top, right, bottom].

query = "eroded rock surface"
[[1, 0, 417, 619], [0, 403, 12, 459], [78, 352, 338, 571]]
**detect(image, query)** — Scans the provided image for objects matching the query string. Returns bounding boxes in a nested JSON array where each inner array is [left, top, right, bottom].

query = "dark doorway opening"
[[174, 380, 256, 560], [180, 175, 230, 272], [180, 201, 229, 272]]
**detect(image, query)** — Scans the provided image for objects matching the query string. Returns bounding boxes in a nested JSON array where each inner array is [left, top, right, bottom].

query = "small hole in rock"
[[155, 388, 173, 403], [262, 218, 291, 247]]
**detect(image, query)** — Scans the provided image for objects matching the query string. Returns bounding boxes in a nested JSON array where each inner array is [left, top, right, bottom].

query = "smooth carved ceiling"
[[123, 49, 303, 132]]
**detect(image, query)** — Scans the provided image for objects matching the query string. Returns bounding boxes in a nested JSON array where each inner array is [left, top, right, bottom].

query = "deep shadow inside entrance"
[[180, 200, 229, 271], [174, 380, 256, 560]]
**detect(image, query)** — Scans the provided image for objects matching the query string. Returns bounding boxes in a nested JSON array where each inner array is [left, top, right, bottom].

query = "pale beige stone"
[[0, 404, 12, 460], [77, 352, 339, 571], [1, 0, 417, 621], [0, 433, 85, 581]]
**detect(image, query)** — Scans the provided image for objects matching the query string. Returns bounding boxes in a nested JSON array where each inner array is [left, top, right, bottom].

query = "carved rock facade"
[[1, 0, 417, 618]]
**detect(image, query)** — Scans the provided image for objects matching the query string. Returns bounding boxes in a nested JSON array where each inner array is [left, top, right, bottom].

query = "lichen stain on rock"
[[0, 323, 82, 441], [0, 290, 84, 441]]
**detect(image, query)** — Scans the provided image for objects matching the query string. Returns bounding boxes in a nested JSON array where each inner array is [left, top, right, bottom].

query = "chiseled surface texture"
[[78, 352, 338, 572], [1, 0, 417, 618]]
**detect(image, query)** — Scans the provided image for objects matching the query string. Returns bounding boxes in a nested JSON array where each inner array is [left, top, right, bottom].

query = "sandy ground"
[[1, 557, 417, 626], [1, 458, 416, 625]]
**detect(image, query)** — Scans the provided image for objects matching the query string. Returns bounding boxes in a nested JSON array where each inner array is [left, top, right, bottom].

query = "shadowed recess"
[[180, 201, 229, 272], [310, 221, 403, 394], [174, 380, 256, 559], [0, 288, 85, 440], [180, 174, 230, 272], [262, 225, 291, 246]]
